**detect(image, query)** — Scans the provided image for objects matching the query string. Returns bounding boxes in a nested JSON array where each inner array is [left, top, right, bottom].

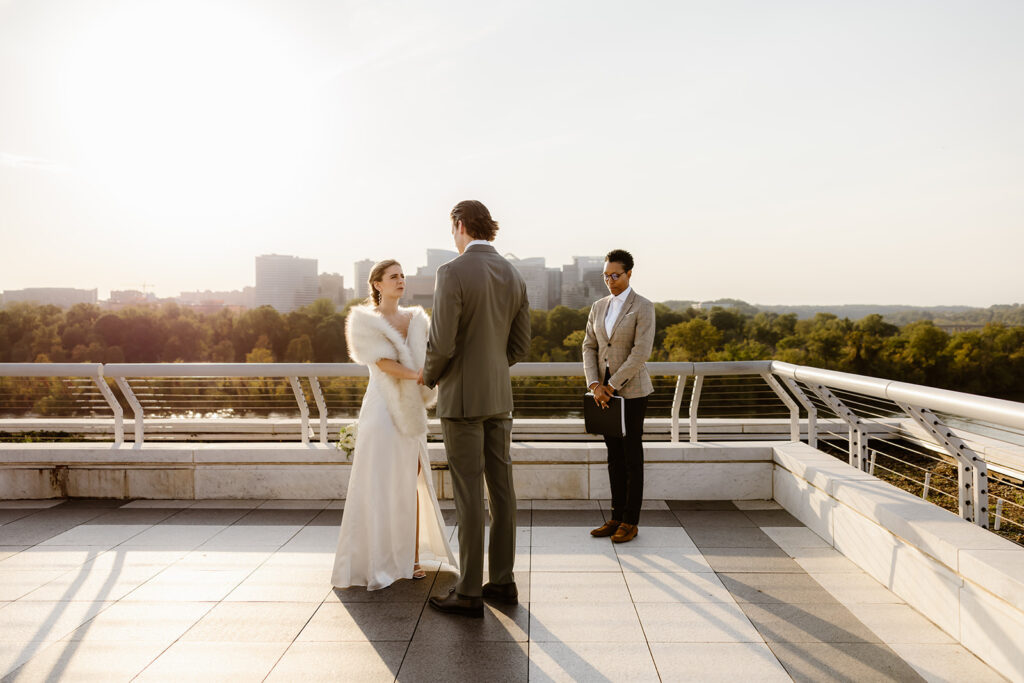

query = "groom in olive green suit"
[[420, 200, 531, 618]]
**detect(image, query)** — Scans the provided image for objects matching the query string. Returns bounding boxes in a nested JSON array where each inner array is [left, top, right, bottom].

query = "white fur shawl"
[[346, 305, 437, 437]]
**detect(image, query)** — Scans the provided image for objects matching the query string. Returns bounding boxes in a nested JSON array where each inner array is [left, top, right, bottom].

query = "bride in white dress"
[[332, 259, 456, 591]]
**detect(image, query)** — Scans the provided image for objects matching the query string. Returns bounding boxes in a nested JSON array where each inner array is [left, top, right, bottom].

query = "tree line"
[[2, 300, 1023, 399]]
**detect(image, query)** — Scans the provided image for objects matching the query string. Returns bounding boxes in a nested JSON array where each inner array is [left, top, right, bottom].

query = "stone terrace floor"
[[0, 498, 1007, 682]]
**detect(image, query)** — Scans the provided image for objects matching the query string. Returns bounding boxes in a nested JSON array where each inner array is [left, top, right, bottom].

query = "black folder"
[[583, 393, 626, 438]]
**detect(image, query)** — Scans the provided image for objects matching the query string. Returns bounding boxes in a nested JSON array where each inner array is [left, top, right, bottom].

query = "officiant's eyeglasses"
[[603, 272, 627, 282]]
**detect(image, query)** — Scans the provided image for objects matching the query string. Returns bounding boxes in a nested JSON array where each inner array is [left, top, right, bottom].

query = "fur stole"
[[345, 304, 437, 437]]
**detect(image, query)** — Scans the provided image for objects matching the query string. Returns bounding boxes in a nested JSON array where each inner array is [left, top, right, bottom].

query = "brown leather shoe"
[[482, 581, 518, 605], [590, 520, 621, 537], [611, 523, 638, 543], [428, 588, 484, 618]]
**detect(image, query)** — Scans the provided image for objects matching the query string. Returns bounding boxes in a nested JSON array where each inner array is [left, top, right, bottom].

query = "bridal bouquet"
[[336, 422, 358, 459]]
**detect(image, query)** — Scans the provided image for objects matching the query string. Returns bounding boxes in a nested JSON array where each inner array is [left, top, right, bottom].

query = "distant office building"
[[109, 290, 154, 305], [421, 249, 458, 276], [177, 289, 250, 308], [403, 275, 436, 308], [318, 273, 350, 306], [2, 288, 98, 308], [546, 268, 562, 310], [254, 254, 318, 313], [561, 256, 604, 308], [354, 259, 374, 300], [507, 255, 549, 311]]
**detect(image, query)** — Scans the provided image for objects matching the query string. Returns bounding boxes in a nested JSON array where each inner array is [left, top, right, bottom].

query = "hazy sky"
[[1, 0, 1021, 306]]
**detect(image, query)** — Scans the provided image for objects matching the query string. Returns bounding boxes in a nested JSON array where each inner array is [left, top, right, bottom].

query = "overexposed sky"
[[1, 0, 1022, 306]]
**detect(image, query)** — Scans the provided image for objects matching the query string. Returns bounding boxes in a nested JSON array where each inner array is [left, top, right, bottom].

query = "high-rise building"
[[546, 268, 563, 310], [318, 273, 348, 306], [561, 256, 605, 308], [254, 254, 318, 313], [421, 249, 458, 276], [354, 259, 374, 300], [507, 255, 549, 311], [1, 288, 98, 308]]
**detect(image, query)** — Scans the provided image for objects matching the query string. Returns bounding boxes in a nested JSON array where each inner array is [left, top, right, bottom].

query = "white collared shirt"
[[465, 239, 492, 250], [604, 286, 632, 337]]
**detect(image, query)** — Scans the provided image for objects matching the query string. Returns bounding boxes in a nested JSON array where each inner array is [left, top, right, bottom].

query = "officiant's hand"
[[592, 384, 614, 409], [416, 369, 424, 385]]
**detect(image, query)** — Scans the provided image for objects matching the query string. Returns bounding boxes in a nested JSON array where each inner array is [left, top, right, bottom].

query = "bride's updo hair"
[[367, 259, 401, 306]]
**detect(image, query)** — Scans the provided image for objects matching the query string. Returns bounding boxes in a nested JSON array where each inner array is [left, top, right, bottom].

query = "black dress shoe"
[[482, 581, 519, 605], [428, 589, 484, 618]]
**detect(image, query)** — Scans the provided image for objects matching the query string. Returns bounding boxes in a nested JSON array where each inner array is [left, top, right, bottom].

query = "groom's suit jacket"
[[583, 289, 656, 399], [423, 243, 531, 418]]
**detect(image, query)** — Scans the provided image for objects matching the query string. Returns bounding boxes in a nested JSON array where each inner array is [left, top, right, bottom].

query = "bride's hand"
[[416, 369, 424, 385]]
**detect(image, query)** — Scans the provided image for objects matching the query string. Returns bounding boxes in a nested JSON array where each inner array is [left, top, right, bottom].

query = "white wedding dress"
[[332, 343, 455, 591]]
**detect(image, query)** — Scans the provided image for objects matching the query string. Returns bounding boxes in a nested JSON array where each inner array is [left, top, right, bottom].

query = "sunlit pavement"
[[0, 498, 1005, 682]]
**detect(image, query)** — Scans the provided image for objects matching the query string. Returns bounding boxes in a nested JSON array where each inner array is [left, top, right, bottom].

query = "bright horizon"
[[2, 0, 1022, 307]]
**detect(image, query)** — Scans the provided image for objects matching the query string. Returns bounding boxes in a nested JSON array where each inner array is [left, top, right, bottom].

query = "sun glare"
[[61, 1, 322, 223]]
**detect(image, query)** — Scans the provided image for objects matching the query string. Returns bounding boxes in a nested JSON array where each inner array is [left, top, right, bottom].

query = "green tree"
[[663, 318, 722, 361]]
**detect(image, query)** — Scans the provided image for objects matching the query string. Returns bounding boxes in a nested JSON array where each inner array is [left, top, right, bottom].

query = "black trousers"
[[603, 394, 648, 526]]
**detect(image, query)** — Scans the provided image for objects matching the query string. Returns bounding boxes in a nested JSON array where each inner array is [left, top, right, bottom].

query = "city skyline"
[[2, 1, 1022, 307]]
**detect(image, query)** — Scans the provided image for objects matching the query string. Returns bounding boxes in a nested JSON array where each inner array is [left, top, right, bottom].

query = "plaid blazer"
[[582, 289, 655, 399]]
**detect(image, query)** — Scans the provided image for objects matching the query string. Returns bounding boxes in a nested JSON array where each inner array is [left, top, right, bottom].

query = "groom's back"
[[431, 245, 530, 418]]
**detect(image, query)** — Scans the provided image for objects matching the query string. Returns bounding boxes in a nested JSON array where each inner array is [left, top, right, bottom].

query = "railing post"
[[898, 402, 989, 528], [288, 377, 310, 445], [93, 367, 124, 445], [114, 377, 145, 444], [762, 373, 800, 442], [806, 383, 867, 470], [670, 375, 688, 443], [689, 375, 704, 443], [308, 376, 328, 445], [781, 377, 817, 447]]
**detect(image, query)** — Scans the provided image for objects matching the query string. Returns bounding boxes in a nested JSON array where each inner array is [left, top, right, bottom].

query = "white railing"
[[2, 360, 1024, 532]]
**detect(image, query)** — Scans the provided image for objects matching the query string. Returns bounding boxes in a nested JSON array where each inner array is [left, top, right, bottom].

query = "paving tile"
[[432, 569, 531, 603], [181, 601, 319, 642], [887, 643, 1007, 682], [0, 546, 107, 571], [235, 508, 320, 526], [172, 547, 273, 570], [701, 547, 805, 573], [845, 603, 956, 644], [324, 499, 345, 510], [399, 638, 528, 682], [761, 526, 831, 552], [119, 500, 195, 509], [620, 526, 696, 548], [275, 526, 338, 552], [84, 508, 179, 525], [674, 510, 756, 527], [22, 563, 165, 601], [54, 499, 125, 509], [767, 641, 926, 682], [530, 545, 620, 572], [530, 500, 600, 510], [719, 572, 840, 604], [0, 500, 65, 509], [412, 601, 528, 642], [650, 642, 792, 682], [529, 641, 660, 682], [666, 500, 738, 511], [40, 523, 151, 547], [0, 641, 44, 678], [120, 523, 230, 549], [122, 567, 251, 601], [614, 546, 714, 573], [0, 600, 113, 643], [530, 571, 631, 603], [64, 601, 214, 643], [0, 509, 107, 545], [791, 546, 865, 574], [743, 509, 803, 527], [257, 499, 331, 510], [732, 500, 784, 510], [201, 524, 303, 548], [809, 571, 905, 605], [739, 601, 881, 643], [327, 574, 435, 603], [225, 565, 333, 602], [531, 509, 604, 528], [624, 570, 735, 603], [7, 638, 170, 682], [0, 510, 34, 525], [529, 602, 645, 643], [135, 640, 291, 682], [307, 509, 343, 526], [0, 546, 29, 562], [189, 499, 265, 509], [266, 641, 406, 682], [635, 602, 763, 643], [686, 526, 780, 548], [163, 508, 251, 525], [0, 569, 72, 601], [631, 510, 684, 527], [297, 601, 422, 642]]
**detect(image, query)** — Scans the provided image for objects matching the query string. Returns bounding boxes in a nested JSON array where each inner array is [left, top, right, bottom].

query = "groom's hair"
[[605, 249, 634, 272], [451, 200, 499, 241]]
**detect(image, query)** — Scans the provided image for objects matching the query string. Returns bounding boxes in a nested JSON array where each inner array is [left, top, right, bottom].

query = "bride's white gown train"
[[331, 376, 455, 591]]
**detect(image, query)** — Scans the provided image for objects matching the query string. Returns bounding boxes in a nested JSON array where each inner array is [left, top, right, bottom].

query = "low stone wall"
[[773, 441, 1024, 682], [0, 441, 775, 501]]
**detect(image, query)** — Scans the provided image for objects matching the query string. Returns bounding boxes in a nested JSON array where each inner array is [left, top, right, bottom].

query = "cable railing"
[[2, 360, 1023, 541]]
